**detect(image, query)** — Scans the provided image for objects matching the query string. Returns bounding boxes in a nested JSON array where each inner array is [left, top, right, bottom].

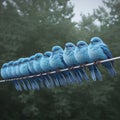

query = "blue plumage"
[[6, 61, 22, 91], [1, 63, 9, 79], [27, 54, 45, 89], [12, 60, 28, 91], [19, 58, 30, 76], [74, 41, 102, 81], [6, 61, 14, 79], [49, 46, 76, 85], [19, 57, 39, 90], [29, 53, 51, 88], [27, 55, 37, 75], [0, 36, 117, 91], [40, 51, 55, 88], [88, 37, 116, 77], [63, 42, 89, 81], [49, 46, 68, 86], [16, 58, 24, 77], [32, 53, 43, 74], [40, 51, 53, 72]]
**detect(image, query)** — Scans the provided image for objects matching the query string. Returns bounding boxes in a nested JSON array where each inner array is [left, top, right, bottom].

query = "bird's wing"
[[100, 44, 112, 59], [100, 44, 113, 64], [59, 53, 68, 67]]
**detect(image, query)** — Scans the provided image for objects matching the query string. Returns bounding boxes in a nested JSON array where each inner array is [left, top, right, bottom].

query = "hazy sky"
[[70, 0, 104, 22]]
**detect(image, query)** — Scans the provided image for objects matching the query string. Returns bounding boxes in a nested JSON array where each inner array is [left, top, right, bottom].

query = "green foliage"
[[0, 0, 120, 120]]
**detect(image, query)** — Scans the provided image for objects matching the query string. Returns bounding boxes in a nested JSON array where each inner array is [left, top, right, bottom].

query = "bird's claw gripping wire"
[[94, 61, 101, 65]]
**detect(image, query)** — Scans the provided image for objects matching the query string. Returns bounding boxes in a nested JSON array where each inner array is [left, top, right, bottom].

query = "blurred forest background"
[[0, 0, 120, 120]]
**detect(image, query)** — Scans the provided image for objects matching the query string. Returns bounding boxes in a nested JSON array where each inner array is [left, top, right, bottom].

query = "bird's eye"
[[95, 40, 99, 42], [68, 45, 73, 47], [53, 49, 57, 51], [37, 55, 41, 58], [78, 43, 84, 46], [55, 48, 60, 51], [80, 43, 85, 46], [45, 54, 49, 57]]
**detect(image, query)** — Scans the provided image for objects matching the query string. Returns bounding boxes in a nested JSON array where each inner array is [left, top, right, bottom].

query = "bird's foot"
[[56, 69, 61, 73], [46, 71, 51, 75], [69, 66, 74, 70], [94, 61, 101, 65], [80, 64, 86, 68]]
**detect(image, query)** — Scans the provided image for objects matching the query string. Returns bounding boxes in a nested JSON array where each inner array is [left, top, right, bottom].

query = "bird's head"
[[44, 51, 52, 57], [90, 37, 103, 45], [22, 58, 29, 63], [9, 61, 14, 65], [52, 46, 63, 53], [77, 41, 88, 48], [2, 63, 8, 68], [65, 42, 75, 50], [34, 53, 43, 60], [13, 61, 18, 65], [29, 55, 35, 60], [18, 58, 24, 64]]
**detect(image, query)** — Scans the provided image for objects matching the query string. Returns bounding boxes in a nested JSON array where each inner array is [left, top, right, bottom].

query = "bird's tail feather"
[[93, 65, 102, 81], [88, 66, 96, 81], [76, 68, 89, 81], [64, 71, 76, 84], [51, 74, 60, 87], [58, 72, 71, 86], [72, 69, 83, 83], [47, 75, 54, 88], [103, 62, 116, 77], [57, 73, 65, 86], [43, 76, 51, 88], [21, 80, 28, 91], [13, 81, 22, 91], [26, 80, 32, 90]]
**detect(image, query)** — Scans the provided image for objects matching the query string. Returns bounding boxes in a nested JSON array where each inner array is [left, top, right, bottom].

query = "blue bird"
[[88, 37, 116, 77], [19, 57, 39, 90], [49, 46, 67, 86], [27, 55, 37, 75], [27, 54, 44, 88], [63, 42, 89, 81], [30, 53, 51, 88], [32, 53, 44, 74], [12, 59, 30, 91], [50, 46, 66, 69], [6, 61, 14, 78], [19, 58, 30, 76], [6, 61, 22, 91], [15, 58, 31, 90], [1, 63, 9, 79], [74, 41, 102, 81], [11, 61, 18, 78], [27, 53, 43, 90], [40, 51, 52, 72], [15, 58, 24, 77], [12, 60, 29, 91], [40, 51, 58, 87], [27, 55, 46, 89], [12, 60, 28, 91], [4, 61, 22, 91], [49, 45, 76, 85]]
